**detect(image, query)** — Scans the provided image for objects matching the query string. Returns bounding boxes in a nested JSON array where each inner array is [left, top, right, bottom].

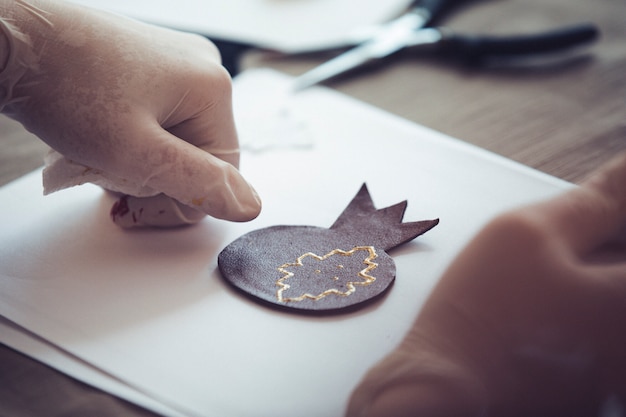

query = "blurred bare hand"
[[348, 152, 626, 417]]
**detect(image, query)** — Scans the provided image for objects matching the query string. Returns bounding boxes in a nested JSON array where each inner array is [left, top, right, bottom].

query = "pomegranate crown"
[[329, 183, 438, 251]]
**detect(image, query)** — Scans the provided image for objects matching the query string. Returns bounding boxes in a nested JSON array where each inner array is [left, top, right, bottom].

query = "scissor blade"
[[291, 11, 428, 91], [291, 45, 375, 92]]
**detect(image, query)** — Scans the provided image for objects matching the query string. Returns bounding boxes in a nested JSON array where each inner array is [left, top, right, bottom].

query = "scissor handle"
[[438, 23, 600, 64]]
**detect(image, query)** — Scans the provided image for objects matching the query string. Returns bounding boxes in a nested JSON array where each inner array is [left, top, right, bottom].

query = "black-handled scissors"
[[291, 0, 599, 91]]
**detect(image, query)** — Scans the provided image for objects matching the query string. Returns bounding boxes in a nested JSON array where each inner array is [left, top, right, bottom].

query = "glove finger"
[[158, 63, 243, 170], [111, 122, 261, 222], [165, 99, 241, 169]]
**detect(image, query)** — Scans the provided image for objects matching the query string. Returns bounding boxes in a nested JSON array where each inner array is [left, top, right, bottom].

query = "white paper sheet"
[[0, 70, 572, 417], [69, 0, 412, 52], [0, 316, 188, 417]]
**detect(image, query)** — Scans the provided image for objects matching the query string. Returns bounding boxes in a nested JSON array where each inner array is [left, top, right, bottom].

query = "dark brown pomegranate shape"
[[218, 184, 438, 314]]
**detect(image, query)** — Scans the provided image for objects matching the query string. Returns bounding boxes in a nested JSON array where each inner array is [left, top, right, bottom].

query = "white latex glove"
[[347, 151, 626, 417], [0, 0, 261, 227]]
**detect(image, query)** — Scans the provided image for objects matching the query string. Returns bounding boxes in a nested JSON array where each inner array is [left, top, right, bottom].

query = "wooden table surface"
[[1, 0, 624, 415]]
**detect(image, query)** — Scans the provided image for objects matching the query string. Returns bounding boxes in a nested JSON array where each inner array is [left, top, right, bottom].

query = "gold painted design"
[[276, 246, 378, 303]]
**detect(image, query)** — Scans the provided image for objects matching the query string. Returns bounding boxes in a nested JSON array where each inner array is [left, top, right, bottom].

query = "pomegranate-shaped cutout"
[[218, 184, 438, 314]]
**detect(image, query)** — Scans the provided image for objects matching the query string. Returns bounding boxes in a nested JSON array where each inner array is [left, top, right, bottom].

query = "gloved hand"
[[347, 152, 626, 417], [0, 0, 261, 227]]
